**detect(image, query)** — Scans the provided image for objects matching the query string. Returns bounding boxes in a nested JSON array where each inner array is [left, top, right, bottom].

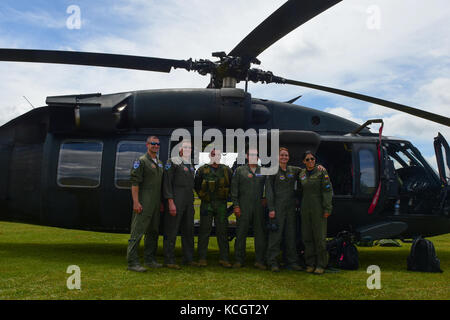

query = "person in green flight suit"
[[127, 136, 164, 272], [265, 147, 303, 272], [231, 147, 267, 270], [194, 148, 233, 268], [162, 139, 198, 269], [298, 150, 333, 275]]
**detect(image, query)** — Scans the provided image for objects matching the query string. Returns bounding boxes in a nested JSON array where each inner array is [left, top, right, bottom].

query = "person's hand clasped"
[[133, 201, 143, 214], [168, 200, 177, 217]]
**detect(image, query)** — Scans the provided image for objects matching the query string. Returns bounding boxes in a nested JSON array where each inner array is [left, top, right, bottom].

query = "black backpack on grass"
[[327, 231, 359, 270], [407, 236, 443, 273]]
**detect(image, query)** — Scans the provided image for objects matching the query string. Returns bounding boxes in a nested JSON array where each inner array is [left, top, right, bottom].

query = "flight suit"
[[298, 167, 333, 269], [265, 166, 301, 267], [195, 164, 232, 262], [127, 153, 164, 267], [231, 165, 267, 265], [162, 157, 196, 265]]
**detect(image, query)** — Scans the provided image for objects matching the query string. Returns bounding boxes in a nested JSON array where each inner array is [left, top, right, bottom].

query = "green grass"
[[0, 221, 448, 300]]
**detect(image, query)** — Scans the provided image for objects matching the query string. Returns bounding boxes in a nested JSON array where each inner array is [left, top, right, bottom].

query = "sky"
[[0, 0, 449, 171]]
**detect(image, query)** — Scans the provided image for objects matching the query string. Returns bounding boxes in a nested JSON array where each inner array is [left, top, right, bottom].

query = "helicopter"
[[0, 0, 449, 244]]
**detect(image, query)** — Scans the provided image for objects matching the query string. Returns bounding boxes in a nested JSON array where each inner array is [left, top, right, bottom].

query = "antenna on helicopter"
[[23, 96, 35, 109]]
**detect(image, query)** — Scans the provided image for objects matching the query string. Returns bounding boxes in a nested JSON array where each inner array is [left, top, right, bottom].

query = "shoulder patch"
[[165, 163, 171, 170], [133, 160, 140, 169]]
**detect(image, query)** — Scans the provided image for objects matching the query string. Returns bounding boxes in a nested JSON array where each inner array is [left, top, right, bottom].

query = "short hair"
[[279, 147, 289, 153], [146, 136, 159, 143]]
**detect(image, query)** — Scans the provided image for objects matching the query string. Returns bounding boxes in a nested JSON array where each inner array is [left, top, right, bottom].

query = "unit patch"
[[133, 160, 140, 169]]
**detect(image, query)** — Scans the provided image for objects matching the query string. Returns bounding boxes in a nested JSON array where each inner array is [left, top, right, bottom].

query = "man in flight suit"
[[163, 140, 197, 269], [195, 148, 232, 268], [231, 148, 267, 270], [127, 136, 164, 272]]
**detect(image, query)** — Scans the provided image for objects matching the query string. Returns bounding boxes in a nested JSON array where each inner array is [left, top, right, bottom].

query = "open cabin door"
[[434, 132, 450, 216]]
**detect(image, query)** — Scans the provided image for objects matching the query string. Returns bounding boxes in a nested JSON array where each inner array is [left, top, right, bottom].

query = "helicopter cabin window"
[[359, 149, 377, 195], [115, 141, 148, 189], [57, 141, 103, 188]]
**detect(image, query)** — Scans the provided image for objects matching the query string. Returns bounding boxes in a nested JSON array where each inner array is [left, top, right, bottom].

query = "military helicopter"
[[0, 0, 449, 243]]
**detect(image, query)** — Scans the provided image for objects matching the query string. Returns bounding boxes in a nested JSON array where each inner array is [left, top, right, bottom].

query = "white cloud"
[[324, 107, 365, 125]]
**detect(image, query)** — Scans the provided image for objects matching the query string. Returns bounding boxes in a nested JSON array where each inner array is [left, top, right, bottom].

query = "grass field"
[[0, 221, 448, 300]]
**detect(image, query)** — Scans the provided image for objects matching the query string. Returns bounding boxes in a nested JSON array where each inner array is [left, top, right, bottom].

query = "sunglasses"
[[305, 157, 315, 162], [147, 142, 160, 146]]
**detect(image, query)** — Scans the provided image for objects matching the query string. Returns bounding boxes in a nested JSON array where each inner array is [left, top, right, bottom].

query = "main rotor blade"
[[228, 0, 342, 60], [284, 78, 450, 127], [0, 49, 190, 73]]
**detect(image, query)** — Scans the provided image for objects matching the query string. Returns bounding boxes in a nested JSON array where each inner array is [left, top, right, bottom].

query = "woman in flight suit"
[[298, 151, 333, 275], [265, 147, 302, 272]]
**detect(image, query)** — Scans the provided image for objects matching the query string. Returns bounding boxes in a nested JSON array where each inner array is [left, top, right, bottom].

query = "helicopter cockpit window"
[[384, 142, 436, 194], [359, 149, 376, 195], [115, 141, 149, 189], [57, 141, 103, 188]]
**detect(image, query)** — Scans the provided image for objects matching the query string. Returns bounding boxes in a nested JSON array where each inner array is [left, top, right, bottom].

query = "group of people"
[[126, 136, 333, 275]]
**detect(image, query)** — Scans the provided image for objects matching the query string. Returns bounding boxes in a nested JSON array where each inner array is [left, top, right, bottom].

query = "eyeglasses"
[[147, 142, 160, 146], [305, 157, 315, 162]]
